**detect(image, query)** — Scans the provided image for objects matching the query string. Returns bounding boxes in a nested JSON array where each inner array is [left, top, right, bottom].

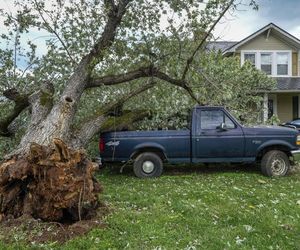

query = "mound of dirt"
[[0, 211, 107, 244], [0, 138, 102, 222]]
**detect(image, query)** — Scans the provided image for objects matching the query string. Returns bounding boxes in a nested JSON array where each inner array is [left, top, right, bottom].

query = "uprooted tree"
[[0, 0, 273, 221]]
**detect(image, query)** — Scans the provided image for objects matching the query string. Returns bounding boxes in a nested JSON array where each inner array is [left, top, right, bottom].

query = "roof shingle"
[[206, 41, 237, 52], [275, 77, 300, 91]]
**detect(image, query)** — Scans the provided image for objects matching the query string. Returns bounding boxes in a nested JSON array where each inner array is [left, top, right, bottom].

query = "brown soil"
[[0, 209, 108, 244], [0, 138, 102, 222]]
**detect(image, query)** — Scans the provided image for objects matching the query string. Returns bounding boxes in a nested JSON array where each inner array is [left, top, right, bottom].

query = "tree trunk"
[[12, 1, 130, 154]]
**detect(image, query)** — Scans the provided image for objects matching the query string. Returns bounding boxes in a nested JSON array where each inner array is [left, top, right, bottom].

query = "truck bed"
[[101, 129, 191, 163]]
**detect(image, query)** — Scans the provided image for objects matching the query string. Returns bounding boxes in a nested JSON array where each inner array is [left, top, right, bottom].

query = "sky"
[[0, 0, 300, 65], [213, 0, 300, 41]]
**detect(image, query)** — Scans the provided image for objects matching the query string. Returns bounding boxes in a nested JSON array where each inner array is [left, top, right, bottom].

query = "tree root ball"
[[0, 139, 102, 222]]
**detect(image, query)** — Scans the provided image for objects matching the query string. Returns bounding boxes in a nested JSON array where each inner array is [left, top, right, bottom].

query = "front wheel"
[[133, 152, 163, 178], [261, 150, 290, 177]]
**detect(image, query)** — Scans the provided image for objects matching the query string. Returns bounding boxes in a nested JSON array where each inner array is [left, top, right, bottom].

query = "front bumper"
[[291, 149, 300, 161]]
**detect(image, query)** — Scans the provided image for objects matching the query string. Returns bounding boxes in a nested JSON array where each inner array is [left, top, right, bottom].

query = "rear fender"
[[130, 142, 167, 161]]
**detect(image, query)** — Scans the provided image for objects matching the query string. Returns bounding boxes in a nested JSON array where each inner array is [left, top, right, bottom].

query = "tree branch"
[[90, 0, 131, 62], [101, 80, 156, 114], [88, 66, 202, 103], [87, 66, 155, 87], [72, 80, 154, 148], [100, 110, 151, 133], [88, 65, 185, 88], [0, 89, 29, 137], [182, 84, 203, 105], [33, 0, 76, 64], [45, 0, 131, 141], [59, 0, 130, 98], [181, 0, 235, 80]]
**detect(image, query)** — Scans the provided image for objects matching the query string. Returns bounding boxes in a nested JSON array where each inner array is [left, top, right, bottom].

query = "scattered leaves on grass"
[[258, 179, 267, 184], [1, 164, 300, 249]]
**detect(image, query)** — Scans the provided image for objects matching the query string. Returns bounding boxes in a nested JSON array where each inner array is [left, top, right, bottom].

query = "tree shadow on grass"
[[163, 163, 261, 176], [103, 162, 262, 177]]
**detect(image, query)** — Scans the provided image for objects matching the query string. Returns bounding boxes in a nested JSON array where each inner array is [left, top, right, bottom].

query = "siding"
[[235, 33, 299, 75], [277, 93, 293, 122], [292, 52, 298, 76], [237, 33, 295, 51]]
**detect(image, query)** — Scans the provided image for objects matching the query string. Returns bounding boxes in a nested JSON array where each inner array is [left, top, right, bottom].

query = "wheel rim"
[[142, 161, 155, 174], [270, 156, 286, 176]]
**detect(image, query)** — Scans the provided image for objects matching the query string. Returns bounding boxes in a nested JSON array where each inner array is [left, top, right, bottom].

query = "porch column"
[[263, 93, 268, 122]]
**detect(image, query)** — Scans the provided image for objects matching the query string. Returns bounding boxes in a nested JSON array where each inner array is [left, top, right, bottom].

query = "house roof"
[[223, 23, 300, 55], [272, 77, 300, 92], [206, 41, 237, 52]]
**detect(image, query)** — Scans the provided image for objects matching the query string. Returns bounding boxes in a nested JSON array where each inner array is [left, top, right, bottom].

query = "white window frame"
[[260, 52, 273, 76], [241, 50, 292, 77], [275, 52, 290, 76], [243, 52, 256, 66]]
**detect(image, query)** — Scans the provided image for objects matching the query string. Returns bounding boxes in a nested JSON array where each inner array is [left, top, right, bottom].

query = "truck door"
[[192, 109, 245, 161]]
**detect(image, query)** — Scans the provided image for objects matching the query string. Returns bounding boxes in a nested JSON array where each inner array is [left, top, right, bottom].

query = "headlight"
[[296, 135, 300, 145]]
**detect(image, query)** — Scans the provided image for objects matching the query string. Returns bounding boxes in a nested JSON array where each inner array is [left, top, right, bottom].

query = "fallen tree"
[[0, 0, 238, 155], [0, 0, 262, 223]]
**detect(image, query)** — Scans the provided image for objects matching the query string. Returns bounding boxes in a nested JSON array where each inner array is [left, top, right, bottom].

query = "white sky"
[[1, 0, 300, 58], [213, 0, 300, 41]]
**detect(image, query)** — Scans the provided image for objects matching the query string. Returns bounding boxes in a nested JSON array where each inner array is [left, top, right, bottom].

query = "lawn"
[[1, 164, 300, 249]]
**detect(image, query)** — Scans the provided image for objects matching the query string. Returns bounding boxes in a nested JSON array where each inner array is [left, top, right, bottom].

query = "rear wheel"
[[133, 152, 163, 178], [261, 150, 290, 177]]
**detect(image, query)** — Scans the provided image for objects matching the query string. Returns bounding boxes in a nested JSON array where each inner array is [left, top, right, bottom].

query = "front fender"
[[256, 139, 295, 154]]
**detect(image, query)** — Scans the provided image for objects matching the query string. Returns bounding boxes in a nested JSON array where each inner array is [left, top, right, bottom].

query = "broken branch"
[[181, 0, 235, 80], [0, 89, 29, 137]]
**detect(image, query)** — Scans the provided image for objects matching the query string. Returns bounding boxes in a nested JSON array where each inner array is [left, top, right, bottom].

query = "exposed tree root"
[[0, 139, 102, 222]]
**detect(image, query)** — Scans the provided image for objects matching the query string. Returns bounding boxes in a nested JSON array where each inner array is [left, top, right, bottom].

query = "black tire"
[[133, 152, 163, 178], [261, 150, 290, 177]]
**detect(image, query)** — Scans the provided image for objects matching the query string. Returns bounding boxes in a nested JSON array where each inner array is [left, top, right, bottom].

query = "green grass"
[[1, 164, 300, 249]]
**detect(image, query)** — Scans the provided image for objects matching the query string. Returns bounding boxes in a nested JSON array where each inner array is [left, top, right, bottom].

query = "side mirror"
[[218, 122, 227, 131]]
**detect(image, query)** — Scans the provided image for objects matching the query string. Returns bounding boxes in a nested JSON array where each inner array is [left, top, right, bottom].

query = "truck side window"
[[200, 110, 235, 130]]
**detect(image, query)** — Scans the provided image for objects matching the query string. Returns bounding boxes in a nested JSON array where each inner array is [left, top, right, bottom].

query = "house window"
[[276, 52, 288, 75], [244, 53, 256, 66], [242, 51, 291, 76], [261, 53, 272, 75]]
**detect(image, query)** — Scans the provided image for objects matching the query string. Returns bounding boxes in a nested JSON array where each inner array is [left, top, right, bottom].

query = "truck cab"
[[191, 107, 246, 162]]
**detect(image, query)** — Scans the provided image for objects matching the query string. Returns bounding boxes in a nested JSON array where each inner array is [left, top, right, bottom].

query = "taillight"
[[99, 137, 105, 152]]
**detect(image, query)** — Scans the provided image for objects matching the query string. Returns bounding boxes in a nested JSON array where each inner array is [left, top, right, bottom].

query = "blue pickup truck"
[[99, 106, 300, 178]]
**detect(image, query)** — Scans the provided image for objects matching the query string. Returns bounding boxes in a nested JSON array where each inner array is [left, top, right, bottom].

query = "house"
[[210, 23, 300, 123]]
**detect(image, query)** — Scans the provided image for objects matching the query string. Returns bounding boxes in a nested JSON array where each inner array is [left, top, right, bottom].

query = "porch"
[[263, 92, 300, 123], [262, 77, 300, 123]]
